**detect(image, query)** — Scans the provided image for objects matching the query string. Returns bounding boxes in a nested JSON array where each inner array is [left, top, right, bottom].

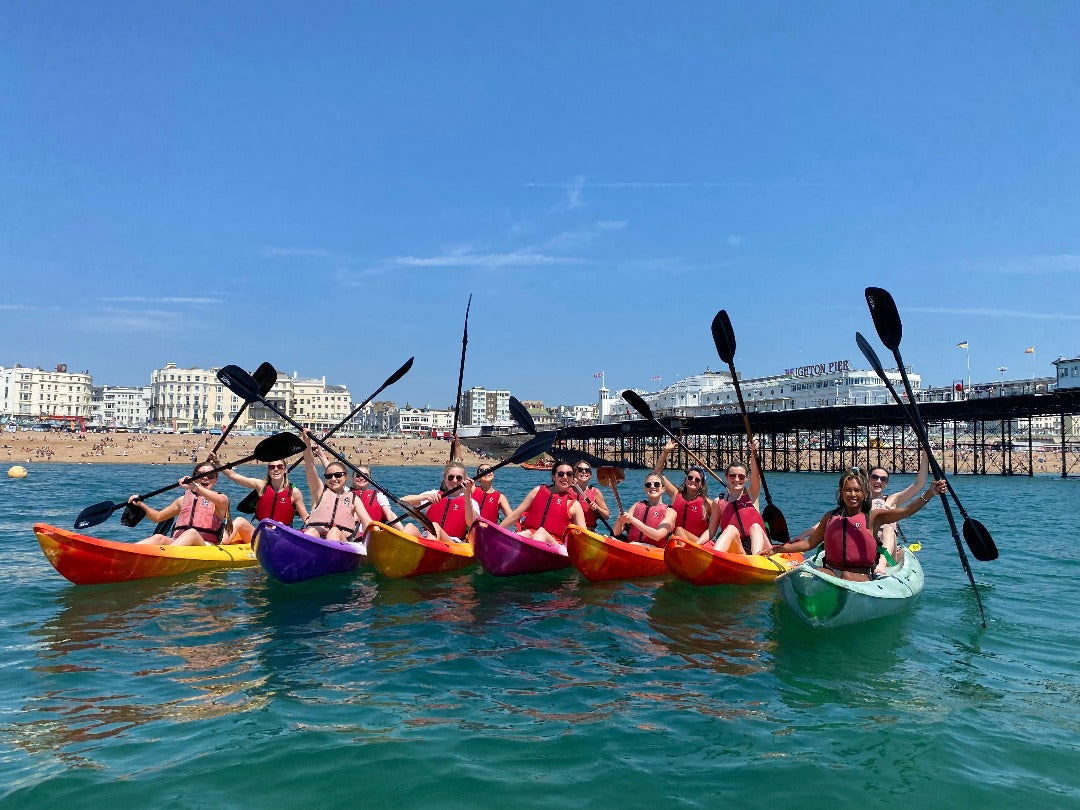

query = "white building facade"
[[393, 406, 455, 436], [92, 385, 152, 428], [0, 364, 94, 423]]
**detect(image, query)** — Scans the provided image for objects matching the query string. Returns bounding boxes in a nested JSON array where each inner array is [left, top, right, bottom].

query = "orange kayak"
[[564, 525, 669, 582], [34, 522, 257, 585], [364, 521, 475, 579], [664, 537, 804, 586]]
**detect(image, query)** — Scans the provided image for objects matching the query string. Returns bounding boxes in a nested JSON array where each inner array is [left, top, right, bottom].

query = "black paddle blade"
[[865, 287, 903, 351], [385, 357, 414, 389], [252, 432, 305, 462], [855, 331, 891, 382], [74, 500, 120, 531], [253, 362, 278, 396], [510, 431, 557, 465], [217, 365, 261, 401], [762, 503, 790, 544], [509, 396, 538, 435], [120, 504, 146, 528], [621, 389, 653, 420], [711, 310, 737, 364], [237, 490, 258, 515], [963, 517, 999, 562]]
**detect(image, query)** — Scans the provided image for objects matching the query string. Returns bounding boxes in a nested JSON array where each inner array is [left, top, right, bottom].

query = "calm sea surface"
[[1, 463, 1078, 808]]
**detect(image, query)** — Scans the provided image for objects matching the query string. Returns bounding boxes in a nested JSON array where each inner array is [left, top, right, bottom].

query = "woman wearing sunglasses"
[[707, 439, 770, 555], [867, 451, 928, 566], [501, 462, 587, 545], [652, 440, 712, 542], [401, 461, 477, 544], [131, 461, 233, 546], [613, 473, 677, 547], [301, 429, 373, 541], [568, 463, 610, 532], [211, 451, 309, 541]]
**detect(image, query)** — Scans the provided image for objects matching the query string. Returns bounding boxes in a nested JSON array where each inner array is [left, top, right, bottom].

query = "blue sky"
[[3, 2, 1078, 408]]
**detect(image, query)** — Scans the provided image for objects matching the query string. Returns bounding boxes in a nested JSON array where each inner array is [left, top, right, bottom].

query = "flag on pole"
[[957, 340, 969, 349], [593, 371, 604, 378], [1025, 346, 1035, 354], [651, 375, 662, 382]]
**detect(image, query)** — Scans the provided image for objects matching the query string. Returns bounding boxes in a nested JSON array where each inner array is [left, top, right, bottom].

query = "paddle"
[[385, 431, 556, 527], [620, 389, 727, 491], [236, 356, 415, 514], [597, 466, 626, 513], [217, 364, 435, 533], [507, 396, 614, 533], [118, 361, 279, 529], [861, 287, 993, 626], [710, 310, 790, 543], [861, 290, 998, 563], [75, 432, 304, 531], [450, 294, 472, 462]]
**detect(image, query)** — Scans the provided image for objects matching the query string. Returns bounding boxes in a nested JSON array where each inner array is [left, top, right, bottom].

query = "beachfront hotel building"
[[148, 363, 353, 433], [392, 406, 455, 436], [598, 358, 922, 423], [0, 364, 94, 424], [91, 385, 152, 428]]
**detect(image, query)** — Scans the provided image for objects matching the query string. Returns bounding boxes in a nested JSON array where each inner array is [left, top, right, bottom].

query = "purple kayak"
[[253, 519, 367, 584], [470, 517, 572, 577]]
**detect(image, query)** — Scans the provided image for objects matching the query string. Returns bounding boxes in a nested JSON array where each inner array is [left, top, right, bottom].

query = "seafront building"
[[0, 364, 93, 426], [91, 385, 152, 429], [392, 406, 455, 436]]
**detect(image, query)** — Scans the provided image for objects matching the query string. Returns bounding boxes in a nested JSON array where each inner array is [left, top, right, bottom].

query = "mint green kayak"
[[777, 545, 924, 629]]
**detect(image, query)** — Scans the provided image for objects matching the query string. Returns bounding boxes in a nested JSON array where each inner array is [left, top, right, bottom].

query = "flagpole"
[[966, 346, 971, 392]]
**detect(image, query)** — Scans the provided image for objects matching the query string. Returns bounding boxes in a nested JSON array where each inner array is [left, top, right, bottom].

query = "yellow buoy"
[[8, 465, 28, 479]]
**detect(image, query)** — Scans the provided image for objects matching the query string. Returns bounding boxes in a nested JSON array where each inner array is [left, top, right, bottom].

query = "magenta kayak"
[[469, 517, 572, 576]]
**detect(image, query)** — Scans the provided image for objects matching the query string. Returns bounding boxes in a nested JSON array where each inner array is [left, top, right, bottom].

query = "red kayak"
[[664, 537, 804, 586], [564, 525, 668, 582]]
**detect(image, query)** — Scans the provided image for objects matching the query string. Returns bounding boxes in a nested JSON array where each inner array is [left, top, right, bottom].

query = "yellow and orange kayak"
[[364, 521, 475, 579], [664, 537, 804, 586], [564, 525, 669, 582], [34, 522, 257, 585]]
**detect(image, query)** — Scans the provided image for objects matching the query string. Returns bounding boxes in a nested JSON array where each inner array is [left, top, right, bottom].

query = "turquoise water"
[[2, 464, 1078, 808]]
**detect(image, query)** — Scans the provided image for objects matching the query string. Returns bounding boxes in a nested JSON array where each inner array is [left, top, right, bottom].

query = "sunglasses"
[[645, 482, 663, 489], [446, 474, 465, 482], [324, 471, 346, 480], [686, 476, 703, 484], [554, 471, 574, 478], [477, 469, 493, 476], [575, 467, 592, 474], [267, 463, 285, 471], [869, 473, 889, 482], [727, 473, 746, 481]]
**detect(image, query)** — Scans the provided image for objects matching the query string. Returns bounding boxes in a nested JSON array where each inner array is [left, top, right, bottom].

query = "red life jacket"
[[173, 490, 225, 545], [824, 512, 877, 573], [255, 483, 297, 526], [354, 488, 382, 523], [305, 489, 359, 538], [719, 493, 766, 539], [671, 493, 709, 536], [570, 486, 601, 530], [627, 500, 671, 547], [472, 488, 502, 523], [427, 494, 469, 540], [521, 486, 573, 540]]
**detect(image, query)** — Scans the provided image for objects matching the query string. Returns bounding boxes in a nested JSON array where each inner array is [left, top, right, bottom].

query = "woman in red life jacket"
[[210, 452, 309, 542], [300, 429, 373, 542], [707, 440, 769, 555], [769, 468, 946, 581], [612, 473, 677, 547], [351, 465, 396, 523], [472, 464, 512, 524], [501, 462, 587, 545], [401, 462, 477, 544], [130, 462, 233, 546], [568, 462, 610, 531], [867, 451, 929, 567], [652, 440, 712, 542]]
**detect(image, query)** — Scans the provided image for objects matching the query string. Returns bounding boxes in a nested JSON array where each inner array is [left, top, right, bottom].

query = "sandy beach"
[[2, 430, 494, 469]]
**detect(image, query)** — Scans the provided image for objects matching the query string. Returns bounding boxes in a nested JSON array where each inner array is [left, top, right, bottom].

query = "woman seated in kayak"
[[568, 462, 611, 532], [351, 465, 396, 523], [300, 429, 373, 542], [401, 461, 477, 544], [768, 468, 946, 581], [472, 463, 512, 524], [130, 462, 234, 546], [868, 451, 929, 566], [612, 473, 677, 547], [706, 439, 770, 555], [652, 440, 712, 542], [501, 461, 587, 545], [210, 451, 309, 541]]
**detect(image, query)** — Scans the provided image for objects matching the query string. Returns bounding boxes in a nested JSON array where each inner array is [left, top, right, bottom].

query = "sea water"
[[1, 464, 1078, 808]]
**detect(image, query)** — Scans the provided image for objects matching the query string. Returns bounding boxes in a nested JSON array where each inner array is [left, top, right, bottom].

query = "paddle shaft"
[[450, 295, 472, 462], [211, 362, 276, 454], [622, 392, 726, 490]]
